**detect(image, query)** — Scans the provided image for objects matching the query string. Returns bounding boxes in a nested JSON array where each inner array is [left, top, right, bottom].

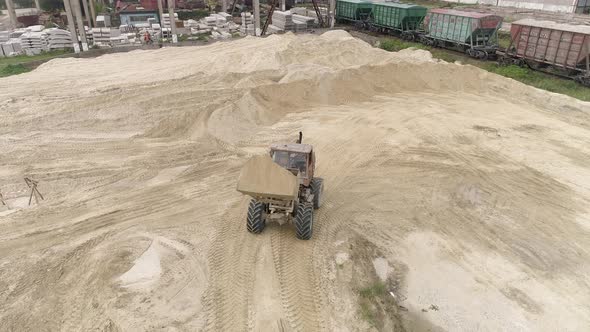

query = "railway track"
[[344, 26, 588, 85]]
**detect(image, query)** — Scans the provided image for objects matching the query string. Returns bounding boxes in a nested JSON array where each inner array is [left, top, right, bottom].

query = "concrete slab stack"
[[208, 13, 228, 26], [240, 12, 255, 35], [184, 19, 200, 28], [267, 25, 284, 34], [44, 28, 73, 50], [162, 13, 179, 28], [292, 14, 315, 29], [1, 39, 23, 56], [218, 12, 232, 21], [91, 27, 112, 45], [204, 16, 216, 27], [290, 7, 308, 15], [0, 31, 9, 43], [20, 31, 47, 55], [272, 11, 294, 31], [96, 15, 111, 27], [293, 20, 307, 32]]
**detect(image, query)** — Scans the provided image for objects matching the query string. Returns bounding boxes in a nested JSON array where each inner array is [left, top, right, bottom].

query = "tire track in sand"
[[269, 226, 324, 332], [203, 199, 263, 331]]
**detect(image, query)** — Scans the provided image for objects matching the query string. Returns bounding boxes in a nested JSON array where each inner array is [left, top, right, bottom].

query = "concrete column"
[[167, 0, 178, 43], [156, 0, 164, 26], [81, 0, 92, 27], [253, 0, 260, 36], [62, 0, 81, 53], [280, 0, 285, 11], [329, 0, 335, 28], [3, 0, 18, 29], [72, 0, 89, 50], [34, 0, 41, 10], [89, 0, 97, 27]]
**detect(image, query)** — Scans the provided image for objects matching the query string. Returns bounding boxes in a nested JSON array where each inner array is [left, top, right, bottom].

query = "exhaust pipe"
[[297, 132, 303, 144]]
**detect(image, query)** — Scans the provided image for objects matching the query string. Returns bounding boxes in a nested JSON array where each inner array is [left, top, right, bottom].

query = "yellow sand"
[[236, 155, 298, 200], [0, 30, 589, 332]]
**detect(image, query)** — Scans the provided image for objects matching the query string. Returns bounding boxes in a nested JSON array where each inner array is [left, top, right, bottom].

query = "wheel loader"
[[237, 132, 324, 240]]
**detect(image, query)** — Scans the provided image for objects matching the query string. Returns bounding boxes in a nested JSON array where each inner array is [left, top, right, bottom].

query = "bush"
[[177, 9, 210, 21], [14, 0, 36, 8], [40, 0, 64, 11]]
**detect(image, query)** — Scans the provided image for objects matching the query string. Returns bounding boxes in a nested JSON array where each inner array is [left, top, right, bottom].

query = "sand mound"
[[1, 30, 590, 332]]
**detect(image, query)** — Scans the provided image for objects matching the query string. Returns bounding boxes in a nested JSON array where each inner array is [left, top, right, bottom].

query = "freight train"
[[335, 0, 590, 86]]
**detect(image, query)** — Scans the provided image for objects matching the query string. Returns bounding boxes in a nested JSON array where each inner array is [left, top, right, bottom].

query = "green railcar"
[[422, 9, 503, 59], [370, 2, 427, 33], [335, 0, 374, 22]]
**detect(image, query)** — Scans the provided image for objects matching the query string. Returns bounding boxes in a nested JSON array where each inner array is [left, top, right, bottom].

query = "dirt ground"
[[1, 31, 590, 331]]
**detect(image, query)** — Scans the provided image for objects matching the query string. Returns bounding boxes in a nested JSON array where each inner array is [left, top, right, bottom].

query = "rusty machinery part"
[[311, 0, 325, 28], [261, 0, 278, 36], [24, 177, 44, 206]]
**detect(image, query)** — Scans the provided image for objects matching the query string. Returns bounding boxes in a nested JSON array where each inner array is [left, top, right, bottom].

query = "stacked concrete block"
[[218, 12, 232, 20], [204, 16, 217, 28], [0, 31, 9, 43], [293, 21, 307, 32], [208, 13, 228, 26], [10, 29, 26, 38], [86, 27, 93, 44], [184, 19, 199, 28], [161, 27, 172, 39], [162, 13, 179, 28], [110, 32, 138, 45], [1, 39, 23, 57], [292, 14, 315, 29], [290, 7, 307, 15], [240, 12, 255, 35], [96, 15, 111, 27], [44, 28, 73, 49], [272, 11, 294, 31], [20, 31, 47, 55], [267, 25, 284, 34], [91, 28, 112, 45]]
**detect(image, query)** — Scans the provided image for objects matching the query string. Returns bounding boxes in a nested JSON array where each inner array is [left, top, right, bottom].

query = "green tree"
[[40, 0, 65, 11], [14, 0, 36, 8]]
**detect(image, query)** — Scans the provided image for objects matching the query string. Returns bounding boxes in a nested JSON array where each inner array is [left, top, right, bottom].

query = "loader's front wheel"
[[295, 202, 314, 240], [247, 200, 265, 234], [311, 177, 324, 209]]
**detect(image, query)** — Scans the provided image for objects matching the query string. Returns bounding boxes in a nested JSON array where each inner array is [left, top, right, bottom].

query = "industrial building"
[[443, 0, 590, 13]]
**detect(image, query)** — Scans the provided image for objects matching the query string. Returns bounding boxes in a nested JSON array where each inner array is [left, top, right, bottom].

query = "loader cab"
[[270, 143, 315, 186]]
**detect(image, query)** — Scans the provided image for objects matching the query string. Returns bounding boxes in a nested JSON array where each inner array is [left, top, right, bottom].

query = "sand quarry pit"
[[1, 30, 590, 331]]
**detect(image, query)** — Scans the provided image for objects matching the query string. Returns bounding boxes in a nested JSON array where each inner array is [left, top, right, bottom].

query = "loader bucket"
[[236, 155, 299, 201]]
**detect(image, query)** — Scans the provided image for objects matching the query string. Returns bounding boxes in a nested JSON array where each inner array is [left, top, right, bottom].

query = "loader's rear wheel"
[[247, 199, 265, 234], [295, 202, 314, 240], [311, 177, 324, 209]]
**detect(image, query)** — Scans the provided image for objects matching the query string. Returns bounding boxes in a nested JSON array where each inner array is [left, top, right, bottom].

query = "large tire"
[[295, 202, 314, 240], [311, 177, 324, 209], [247, 199, 265, 234]]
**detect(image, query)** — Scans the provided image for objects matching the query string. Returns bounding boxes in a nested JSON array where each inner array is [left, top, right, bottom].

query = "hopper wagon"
[[422, 9, 503, 59], [335, 0, 374, 28], [369, 2, 428, 40], [500, 19, 590, 86]]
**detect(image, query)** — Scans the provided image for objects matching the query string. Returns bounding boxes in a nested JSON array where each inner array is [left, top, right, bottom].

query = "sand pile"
[[1, 31, 589, 332], [236, 155, 299, 200]]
